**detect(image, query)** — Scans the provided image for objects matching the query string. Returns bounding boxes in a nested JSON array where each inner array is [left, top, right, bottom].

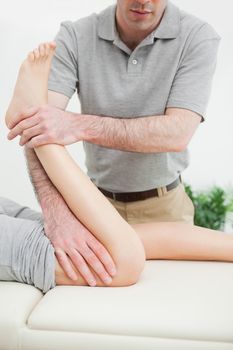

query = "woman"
[[2, 42, 233, 293]]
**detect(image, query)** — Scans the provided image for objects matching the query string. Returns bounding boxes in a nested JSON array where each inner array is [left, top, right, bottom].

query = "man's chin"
[[129, 21, 154, 32]]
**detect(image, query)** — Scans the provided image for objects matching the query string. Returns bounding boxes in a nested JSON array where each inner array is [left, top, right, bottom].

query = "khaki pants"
[[106, 183, 194, 225]]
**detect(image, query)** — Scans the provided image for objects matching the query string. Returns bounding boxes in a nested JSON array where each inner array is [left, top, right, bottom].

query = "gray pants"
[[0, 197, 55, 293]]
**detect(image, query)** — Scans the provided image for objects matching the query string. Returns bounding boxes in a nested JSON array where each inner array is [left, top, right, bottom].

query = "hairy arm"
[[82, 108, 202, 153], [7, 105, 201, 153]]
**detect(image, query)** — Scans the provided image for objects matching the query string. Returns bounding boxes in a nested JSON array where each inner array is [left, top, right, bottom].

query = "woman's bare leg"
[[56, 221, 233, 286], [5, 42, 145, 287], [132, 222, 233, 261]]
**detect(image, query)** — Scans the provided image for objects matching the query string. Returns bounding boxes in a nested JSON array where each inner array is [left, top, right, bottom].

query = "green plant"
[[185, 184, 233, 230], [225, 189, 233, 212]]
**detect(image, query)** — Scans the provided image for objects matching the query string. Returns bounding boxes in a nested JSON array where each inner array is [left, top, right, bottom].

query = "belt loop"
[[112, 192, 116, 201], [157, 187, 163, 197], [161, 186, 168, 196]]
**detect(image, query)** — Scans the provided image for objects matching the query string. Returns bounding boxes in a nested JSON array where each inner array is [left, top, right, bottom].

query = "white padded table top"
[[28, 260, 233, 341], [1, 260, 233, 350]]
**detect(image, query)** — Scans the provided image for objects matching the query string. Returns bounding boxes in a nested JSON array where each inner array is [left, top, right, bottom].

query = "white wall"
[[0, 0, 232, 210]]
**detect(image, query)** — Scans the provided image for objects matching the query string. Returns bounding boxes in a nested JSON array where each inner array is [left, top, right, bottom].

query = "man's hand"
[[7, 105, 88, 147], [44, 204, 116, 287]]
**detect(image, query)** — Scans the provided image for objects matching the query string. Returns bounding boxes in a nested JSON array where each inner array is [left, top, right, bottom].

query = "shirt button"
[[132, 59, 138, 65]]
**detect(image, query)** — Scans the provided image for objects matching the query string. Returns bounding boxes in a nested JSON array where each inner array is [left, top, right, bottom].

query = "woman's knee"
[[112, 236, 146, 286], [55, 232, 145, 288]]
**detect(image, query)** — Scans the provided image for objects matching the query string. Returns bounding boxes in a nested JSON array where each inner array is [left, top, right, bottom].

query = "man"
[[7, 0, 220, 285]]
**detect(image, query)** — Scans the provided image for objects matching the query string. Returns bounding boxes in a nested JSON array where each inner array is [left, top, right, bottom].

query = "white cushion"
[[1, 260, 233, 350], [0, 283, 42, 350]]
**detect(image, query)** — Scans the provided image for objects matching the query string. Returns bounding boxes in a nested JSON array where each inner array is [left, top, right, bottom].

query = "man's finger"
[[87, 236, 117, 277], [8, 106, 40, 129], [68, 249, 97, 287], [80, 246, 112, 285], [7, 117, 39, 140], [26, 135, 48, 148], [55, 248, 78, 281], [19, 125, 42, 146]]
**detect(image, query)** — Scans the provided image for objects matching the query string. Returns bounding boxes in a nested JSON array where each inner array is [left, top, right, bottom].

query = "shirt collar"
[[97, 1, 181, 42], [97, 4, 117, 41], [152, 1, 181, 39]]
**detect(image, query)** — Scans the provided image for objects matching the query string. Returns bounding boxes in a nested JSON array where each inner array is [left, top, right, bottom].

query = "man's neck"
[[117, 26, 152, 50], [116, 6, 166, 51]]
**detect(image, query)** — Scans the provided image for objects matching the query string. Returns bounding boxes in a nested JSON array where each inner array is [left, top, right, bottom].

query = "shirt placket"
[[127, 54, 143, 75], [113, 33, 155, 76]]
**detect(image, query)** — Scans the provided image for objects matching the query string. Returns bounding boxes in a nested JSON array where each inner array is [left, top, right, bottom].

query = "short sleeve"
[[166, 24, 221, 120], [48, 21, 79, 98]]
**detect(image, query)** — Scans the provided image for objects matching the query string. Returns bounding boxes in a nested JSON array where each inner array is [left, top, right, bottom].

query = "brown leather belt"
[[97, 177, 181, 202]]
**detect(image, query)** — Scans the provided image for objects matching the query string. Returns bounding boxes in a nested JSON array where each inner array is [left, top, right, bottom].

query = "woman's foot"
[[5, 42, 56, 128]]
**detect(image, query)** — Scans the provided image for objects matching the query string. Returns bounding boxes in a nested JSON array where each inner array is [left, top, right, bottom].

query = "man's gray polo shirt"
[[48, 1, 220, 192]]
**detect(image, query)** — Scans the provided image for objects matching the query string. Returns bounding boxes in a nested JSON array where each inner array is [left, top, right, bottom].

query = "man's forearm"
[[24, 147, 67, 223], [82, 113, 190, 153], [7, 103, 200, 151]]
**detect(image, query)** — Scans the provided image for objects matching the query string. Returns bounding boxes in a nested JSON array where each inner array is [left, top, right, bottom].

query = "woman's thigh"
[[0, 197, 145, 289]]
